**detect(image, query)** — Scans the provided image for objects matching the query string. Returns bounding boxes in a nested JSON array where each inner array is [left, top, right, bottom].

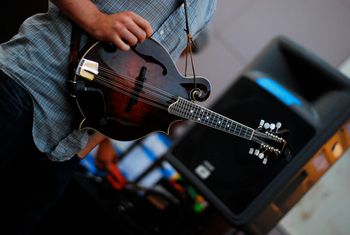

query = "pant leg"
[[0, 71, 34, 171], [0, 71, 81, 234]]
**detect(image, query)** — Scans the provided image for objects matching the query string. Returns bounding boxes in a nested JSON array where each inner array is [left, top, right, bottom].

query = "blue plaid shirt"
[[0, 0, 216, 161]]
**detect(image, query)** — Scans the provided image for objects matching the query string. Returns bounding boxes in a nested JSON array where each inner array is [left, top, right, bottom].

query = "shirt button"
[[159, 30, 164, 35]]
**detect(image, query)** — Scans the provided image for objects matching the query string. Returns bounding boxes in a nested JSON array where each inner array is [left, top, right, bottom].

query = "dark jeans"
[[0, 71, 80, 234]]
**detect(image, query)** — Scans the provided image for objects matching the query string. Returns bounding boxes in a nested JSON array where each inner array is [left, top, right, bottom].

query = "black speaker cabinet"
[[165, 36, 350, 234]]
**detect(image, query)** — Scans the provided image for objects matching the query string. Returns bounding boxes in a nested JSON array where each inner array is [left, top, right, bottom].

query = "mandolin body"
[[74, 39, 211, 141]]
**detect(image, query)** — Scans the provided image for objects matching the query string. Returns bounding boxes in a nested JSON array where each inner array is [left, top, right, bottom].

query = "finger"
[[119, 27, 139, 46], [125, 21, 147, 42], [128, 12, 153, 37], [112, 36, 130, 51]]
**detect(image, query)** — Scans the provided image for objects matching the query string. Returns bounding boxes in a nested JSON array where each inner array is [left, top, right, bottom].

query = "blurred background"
[[1, 0, 350, 235], [176, 1, 350, 234]]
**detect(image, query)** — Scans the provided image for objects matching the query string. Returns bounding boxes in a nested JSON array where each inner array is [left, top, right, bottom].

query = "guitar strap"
[[67, 22, 82, 98]]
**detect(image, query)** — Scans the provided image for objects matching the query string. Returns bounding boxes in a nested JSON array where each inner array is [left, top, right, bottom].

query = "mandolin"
[[71, 38, 290, 164]]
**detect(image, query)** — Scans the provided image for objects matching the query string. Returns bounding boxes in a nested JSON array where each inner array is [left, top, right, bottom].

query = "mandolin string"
[[176, 99, 252, 139], [95, 72, 253, 138], [252, 131, 285, 154], [175, 98, 253, 136], [94, 73, 232, 126], [94, 77, 169, 110], [97, 65, 178, 102], [253, 130, 279, 141], [94, 73, 175, 108], [252, 136, 264, 146], [97, 67, 284, 151], [82, 67, 256, 140], [97, 68, 176, 101], [92, 74, 170, 110], [79, 63, 177, 104], [96, 70, 176, 106], [95, 65, 189, 106]]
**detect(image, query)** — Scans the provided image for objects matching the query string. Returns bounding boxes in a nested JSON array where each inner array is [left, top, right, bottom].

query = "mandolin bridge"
[[125, 66, 147, 113]]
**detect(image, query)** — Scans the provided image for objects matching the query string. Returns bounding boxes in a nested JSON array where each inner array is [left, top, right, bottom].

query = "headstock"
[[249, 119, 289, 164]]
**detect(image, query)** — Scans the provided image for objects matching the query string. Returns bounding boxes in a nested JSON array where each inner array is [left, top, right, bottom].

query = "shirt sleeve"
[[152, 0, 217, 60]]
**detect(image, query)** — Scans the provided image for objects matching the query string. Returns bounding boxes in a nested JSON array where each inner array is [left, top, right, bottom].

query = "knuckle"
[[129, 37, 138, 46], [124, 11, 135, 17], [113, 22, 124, 31], [139, 31, 147, 41]]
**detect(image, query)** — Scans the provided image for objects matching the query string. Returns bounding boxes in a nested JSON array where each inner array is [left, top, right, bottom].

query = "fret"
[[230, 122, 237, 133], [237, 125, 242, 136], [194, 104, 201, 122], [234, 124, 242, 137], [221, 117, 225, 128], [242, 127, 247, 137], [213, 113, 219, 128], [183, 102, 189, 118], [232, 122, 237, 135], [198, 110, 204, 122], [209, 110, 214, 126], [168, 97, 254, 140], [226, 120, 233, 132], [185, 99, 192, 119], [204, 109, 210, 124], [241, 127, 248, 138], [217, 116, 221, 128], [217, 115, 222, 128], [222, 118, 228, 131], [245, 128, 253, 139], [199, 108, 206, 122], [218, 115, 223, 128]]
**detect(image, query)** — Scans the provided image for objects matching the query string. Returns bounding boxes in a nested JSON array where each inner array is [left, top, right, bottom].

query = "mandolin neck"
[[168, 97, 255, 140]]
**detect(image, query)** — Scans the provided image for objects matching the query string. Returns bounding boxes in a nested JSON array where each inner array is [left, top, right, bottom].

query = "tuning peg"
[[263, 122, 270, 130], [254, 149, 260, 156], [262, 157, 268, 165], [270, 123, 276, 131], [258, 153, 264, 159], [276, 122, 282, 132], [249, 148, 254, 155], [259, 120, 265, 129]]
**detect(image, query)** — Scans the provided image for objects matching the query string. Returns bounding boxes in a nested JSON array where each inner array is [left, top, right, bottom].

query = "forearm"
[[50, 0, 103, 36], [50, 0, 153, 50], [76, 132, 107, 159]]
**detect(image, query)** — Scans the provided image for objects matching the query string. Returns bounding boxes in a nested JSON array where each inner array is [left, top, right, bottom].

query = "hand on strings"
[[90, 11, 153, 51], [51, 0, 153, 51]]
